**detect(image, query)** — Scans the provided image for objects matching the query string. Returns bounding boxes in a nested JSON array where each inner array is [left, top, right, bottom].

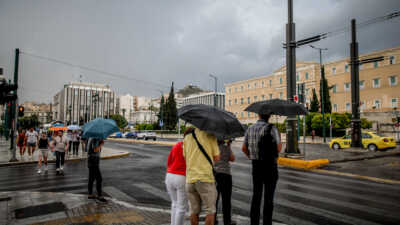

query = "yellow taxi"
[[329, 131, 397, 151]]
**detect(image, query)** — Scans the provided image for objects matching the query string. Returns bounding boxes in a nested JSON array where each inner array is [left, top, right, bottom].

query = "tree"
[[165, 82, 178, 130], [310, 88, 320, 112], [109, 114, 127, 129], [18, 114, 39, 129], [319, 66, 332, 113]]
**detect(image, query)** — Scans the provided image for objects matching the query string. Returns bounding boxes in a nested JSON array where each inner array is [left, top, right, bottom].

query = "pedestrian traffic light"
[[0, 83, 17, 105], [18, 106, 24, 117]]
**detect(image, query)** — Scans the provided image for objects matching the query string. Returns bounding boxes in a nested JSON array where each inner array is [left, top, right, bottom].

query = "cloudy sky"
[[1, 0, 400, 103]]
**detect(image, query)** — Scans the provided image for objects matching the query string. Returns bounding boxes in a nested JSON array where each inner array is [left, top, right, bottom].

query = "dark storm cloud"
[[0, 0, 399, 103]]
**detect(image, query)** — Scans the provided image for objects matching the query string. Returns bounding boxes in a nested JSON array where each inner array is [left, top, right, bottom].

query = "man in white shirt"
[[25, 127, 39, 158]]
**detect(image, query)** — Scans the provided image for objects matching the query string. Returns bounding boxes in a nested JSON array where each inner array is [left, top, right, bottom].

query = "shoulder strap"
[[191, 130, 213, 167]]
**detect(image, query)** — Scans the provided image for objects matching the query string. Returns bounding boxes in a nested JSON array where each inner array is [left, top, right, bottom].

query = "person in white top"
[[25, 127, 39, 158]]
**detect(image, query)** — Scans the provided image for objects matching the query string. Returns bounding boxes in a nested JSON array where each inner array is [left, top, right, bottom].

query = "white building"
[[182, 92, 225, 109], [131, 110, 157, 124], [118, 94, 135, 123], [53, 82, 116, 124]]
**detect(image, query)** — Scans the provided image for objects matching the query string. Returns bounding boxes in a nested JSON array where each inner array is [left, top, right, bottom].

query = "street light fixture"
[[310, 45, 328, 143]]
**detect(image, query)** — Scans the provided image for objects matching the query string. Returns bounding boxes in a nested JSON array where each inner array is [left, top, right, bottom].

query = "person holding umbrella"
[[242, 99, 307, 225]]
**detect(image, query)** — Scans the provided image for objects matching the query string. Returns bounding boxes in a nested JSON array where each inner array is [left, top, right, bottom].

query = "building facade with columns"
[[53, 82, 116, 124], [225, 46, 400, 124], [181, 92, 225, 109]]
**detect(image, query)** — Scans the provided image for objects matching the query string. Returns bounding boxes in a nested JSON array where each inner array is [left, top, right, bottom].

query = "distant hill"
[[177, 85, 207, 97]]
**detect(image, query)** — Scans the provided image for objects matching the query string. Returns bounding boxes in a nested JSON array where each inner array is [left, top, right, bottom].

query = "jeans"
[[215, 173, 233, 225], [88, 166, 102, 196], [73, 141, 80, 155], [165, 173, 188, 225], [250, 160, 278, 225], [55, 151, 65, 169]]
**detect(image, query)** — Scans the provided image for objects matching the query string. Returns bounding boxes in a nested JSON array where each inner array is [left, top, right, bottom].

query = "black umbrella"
[[244, 99, 308, 116], [178, 104, 245, 139]]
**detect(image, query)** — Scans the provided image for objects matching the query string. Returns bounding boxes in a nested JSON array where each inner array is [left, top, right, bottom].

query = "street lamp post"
[[209, 74, 218, 107], [310, 45, 328, 143]]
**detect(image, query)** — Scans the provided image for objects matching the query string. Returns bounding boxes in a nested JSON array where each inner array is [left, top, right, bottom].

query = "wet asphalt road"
[[0, 140, 400, 225]]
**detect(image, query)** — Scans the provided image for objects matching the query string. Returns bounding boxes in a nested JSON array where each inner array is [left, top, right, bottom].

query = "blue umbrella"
[[52, 123, 65, 127], [67, 125, 81, 130], [82, 118, 119, 139]]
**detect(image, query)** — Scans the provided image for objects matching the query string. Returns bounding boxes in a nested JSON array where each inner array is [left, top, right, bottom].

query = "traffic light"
[[18, 106, 24, 117], [0, 83, 18, 105]]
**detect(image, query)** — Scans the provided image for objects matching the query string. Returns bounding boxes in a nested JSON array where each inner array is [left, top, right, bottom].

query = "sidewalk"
[[0, 191, 285, 225], [0, 138, 129, 167]]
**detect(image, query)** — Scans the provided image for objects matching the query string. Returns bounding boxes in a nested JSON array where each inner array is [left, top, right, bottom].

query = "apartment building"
[[225, 46, 400, 124]]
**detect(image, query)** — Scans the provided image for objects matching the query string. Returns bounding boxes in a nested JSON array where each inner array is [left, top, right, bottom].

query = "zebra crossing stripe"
[[103, 186, 137, 203], [132, 183, 171, 202]]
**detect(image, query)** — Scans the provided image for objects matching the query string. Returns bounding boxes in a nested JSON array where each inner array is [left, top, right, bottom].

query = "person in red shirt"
[[165, 128, 193, 225]]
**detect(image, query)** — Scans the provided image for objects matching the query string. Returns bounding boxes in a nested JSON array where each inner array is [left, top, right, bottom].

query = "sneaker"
[[97, 196, 107, 203], [44, 166, 48, 171], [60, 166, 64, 171], [37, 169, 41, 174], [88, 194, 96, 199]]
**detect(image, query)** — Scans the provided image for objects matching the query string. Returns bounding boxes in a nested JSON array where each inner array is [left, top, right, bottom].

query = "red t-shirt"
[[167, 142, 186, 176]]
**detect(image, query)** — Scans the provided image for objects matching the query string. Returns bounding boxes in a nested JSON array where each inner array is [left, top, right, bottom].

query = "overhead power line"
[[19, 51, 169, 89]]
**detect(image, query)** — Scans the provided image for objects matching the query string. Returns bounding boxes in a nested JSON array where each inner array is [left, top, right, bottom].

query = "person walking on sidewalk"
[[37, 132, 50, 174], [72, 131, 80, 156], [52, 131, 69, 175], [66, 130, 73, 155], [26, 127, 39, 158], [80, 131, 88, 155], [214, 139, 236, 225], [17, 129, 26, 158], [183, 128, 220, 225], [165, 128, 193, 225], [242, 113, 281, 225], [87, 138, 106, 203]]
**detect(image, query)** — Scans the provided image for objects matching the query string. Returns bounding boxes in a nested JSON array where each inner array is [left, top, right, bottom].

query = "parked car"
[[125, 132, 138, 139], [137, 131, 157, 141], [329, 131, 396, 151], [110, 132, 123, 138]]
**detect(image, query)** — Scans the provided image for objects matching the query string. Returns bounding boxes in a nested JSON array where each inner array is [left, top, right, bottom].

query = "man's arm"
[[229, 149, 235, 162], [242, 144, 250, 159]]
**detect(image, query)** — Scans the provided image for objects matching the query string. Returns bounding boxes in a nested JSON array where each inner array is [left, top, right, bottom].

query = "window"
[[262, 95, 265, 100], [254, 83, 257, 88], [235, 87, 237, 92], [360, 80, 365, 89], [332, 67, 336, 75], [360, 100, 366, 110], [346, 102, 351, 111], [234, 99, 237, 104], [374, 100, 381, 109], [280, 77, 283, 84], [305, 88, 310, 97], [333, 104, 338, 112], [389, 76, 397, 86], [247, 97, 250, 104], [269, 94, 273, 99], [279, 92, 283, 99], [392, 98, 398, 108], [262, 81, 264, 87], [247, 112, 251, 118], [228, 88, 231, 94], [345, 64, 349, 72], [362, 133, 372, 139], [373, 78, 380, 88], [296, 72, 300, 81], [344, 82, 350, 92], [241, 86, 243, 92], [359, 64, 363, 70], [374, 62, 378, 68], [240, 98, 244, 105], [241, 112, 244, 118], [269, 80, 272, 87], [228, 100, 231, 106], [332, 84, 337, 93], [248, 84, 250, 89], [254, 96, 257, 101], [390, 56, 395, 65], [305, 72, 309, 80]]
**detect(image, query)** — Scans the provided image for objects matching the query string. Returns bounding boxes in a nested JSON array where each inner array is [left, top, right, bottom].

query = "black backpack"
[[258, 124, 278, 162]]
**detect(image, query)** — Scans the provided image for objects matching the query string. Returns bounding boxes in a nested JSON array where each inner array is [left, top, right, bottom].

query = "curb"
[[329, 150, 400, 163], [0, 152, 130, 167], [108, 138, 176, 147], [311, 169, 400, 185], [278, 157, 330, 169]]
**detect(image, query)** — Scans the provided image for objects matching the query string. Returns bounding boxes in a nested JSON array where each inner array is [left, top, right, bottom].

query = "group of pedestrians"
[[165, 112, 281, 225]]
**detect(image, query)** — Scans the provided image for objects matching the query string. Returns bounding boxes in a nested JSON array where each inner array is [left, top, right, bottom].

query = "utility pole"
[[209, 74, 217, 107], [310, 45, 328, 143], [285, 0, 299, 154], [10, 48, 19, 162], [350, 19, 362, 147]]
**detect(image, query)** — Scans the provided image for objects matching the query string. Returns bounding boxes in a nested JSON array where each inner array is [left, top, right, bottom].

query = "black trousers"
[[250, 160, 278, 225], [88, 166, 102, 196], [73, 141, 79, 155], [55, 152, 65, 169], [215, 173, 233, 225], [68, 141, 73, 153]]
